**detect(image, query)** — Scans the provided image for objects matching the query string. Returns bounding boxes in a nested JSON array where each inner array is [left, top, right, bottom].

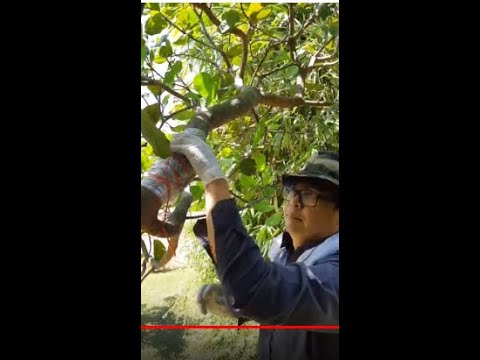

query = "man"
[[171, 128, 339, 360]]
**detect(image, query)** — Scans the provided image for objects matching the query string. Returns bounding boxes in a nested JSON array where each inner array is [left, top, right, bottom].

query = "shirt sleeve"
[[211, 198, 339, 326]]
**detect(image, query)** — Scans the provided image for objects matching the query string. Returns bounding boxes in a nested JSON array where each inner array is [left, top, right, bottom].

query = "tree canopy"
[[141, 2, 339, 271]]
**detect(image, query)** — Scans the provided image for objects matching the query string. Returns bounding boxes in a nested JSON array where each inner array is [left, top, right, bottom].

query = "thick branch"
[[193, 3, 249, 80], [141, 76, 191, 104], [141, 87, 334, 239], [296, 67, 307, 98]]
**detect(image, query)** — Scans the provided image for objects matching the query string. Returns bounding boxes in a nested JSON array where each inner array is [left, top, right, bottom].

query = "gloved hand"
[[197, 283, 249, 325], [170, 128, 228, 186], [197, 283, 235, 317]]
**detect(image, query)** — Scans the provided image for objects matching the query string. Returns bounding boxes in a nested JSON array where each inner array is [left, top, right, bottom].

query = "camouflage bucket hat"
[[282, 151, 339, 187]]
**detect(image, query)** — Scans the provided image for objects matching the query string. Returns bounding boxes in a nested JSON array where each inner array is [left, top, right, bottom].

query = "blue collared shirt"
[[211, 199, 339, 359]]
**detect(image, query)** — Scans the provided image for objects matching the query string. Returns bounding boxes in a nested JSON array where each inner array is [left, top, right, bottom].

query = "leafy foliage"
[[141, 2, 339, 271]]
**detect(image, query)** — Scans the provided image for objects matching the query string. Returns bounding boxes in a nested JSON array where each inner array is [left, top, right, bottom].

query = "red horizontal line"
[[141, 325, 339, 330]]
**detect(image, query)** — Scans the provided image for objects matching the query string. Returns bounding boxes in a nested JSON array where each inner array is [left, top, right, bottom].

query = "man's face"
[[283, 180, 339, 246]]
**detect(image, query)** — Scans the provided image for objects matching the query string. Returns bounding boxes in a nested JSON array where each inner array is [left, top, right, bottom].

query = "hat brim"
[[282, 174, 339, 187]]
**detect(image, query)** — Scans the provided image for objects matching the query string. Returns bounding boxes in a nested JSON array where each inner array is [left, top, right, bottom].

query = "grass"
[[141, 223, 259, 360]]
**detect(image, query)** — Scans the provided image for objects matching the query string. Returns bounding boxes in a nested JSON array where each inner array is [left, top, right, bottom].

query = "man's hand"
[[170, 128, 227, 186]]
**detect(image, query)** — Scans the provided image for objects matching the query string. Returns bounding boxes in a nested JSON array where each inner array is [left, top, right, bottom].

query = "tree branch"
[[305, 59, 339, 73], [305, 36, 338, 77], [296, 67, 307, 98], [165, 105, 197, 120], [230, 190, 249, 203], [303, 100, 335, 107], [141, 76, 192, 104], [173, 52, 219, 69], [258, 92, 334, 108], [193, 3, 249, 80], [157, 11, 217, 52], [191, 6, 232, 72], [258, 63, 297, 80], [288, 4, 297, 62], [292, 7, 318, 40]]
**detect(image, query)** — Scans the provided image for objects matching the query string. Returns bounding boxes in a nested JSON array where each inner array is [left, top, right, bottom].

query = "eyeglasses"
[[282, 186, 335, 207]]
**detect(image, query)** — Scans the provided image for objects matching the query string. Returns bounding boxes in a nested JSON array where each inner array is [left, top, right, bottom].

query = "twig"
[[303, 100, 335, 107], [141, 268, 154, 283], [141, 76, 192, 104], [258, 63, 297, 80], [292, 4, 322, 40], [194, 3, 249, 80], [288, 4, 297, 62], [157, 11, 217, 52], [173, 52, 219, 69], [305, 59, 338, 73], [231, 190, 249, 203], [191, 6, 232, 71], [165, 105, 197, 120]]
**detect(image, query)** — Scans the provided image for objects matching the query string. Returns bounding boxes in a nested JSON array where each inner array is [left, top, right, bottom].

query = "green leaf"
[[185, 92, 202, 102], [252, 153, 266, 172], [247, 3, 263, 16], [222, 10, 241, 28], [153, 239, 166, 261], [159, 40, 173, 58], [255, 8, 271, 21], [273, 50, 290, 63], [171, 125, 186, 132], [253, 201, 274, 213], [173, 36, 187, 45], [320, 4, 334, 20], [265, 213, 282, 227], [145, 13, 166, 36], [162, 94, 170, 105], [220, 147, 233, 158], [328, 18, 339, 37], [164, 60, 182, 87], [146, 3, 160, 11], [141, 110, 171, 159], [143, 103, 160, 125], [172, 110, 195, 121], [239, 174, 256, 189], [193, 72, 215, 99], [239, 158, 257, 176], [141, 151, 152, 172], [253, 122, 265, 145], [147, 85, 162, 97], [227, 44, 243, 58], [256, 226, 269, 242], [285, 65, 299, 78], [177, 7, 196, 28], [154, 52, 167, 64], [190, 185, 203, 201]]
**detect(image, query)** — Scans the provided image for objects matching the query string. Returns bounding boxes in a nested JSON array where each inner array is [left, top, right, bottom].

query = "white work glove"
[[170, 128, 228, 186]]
